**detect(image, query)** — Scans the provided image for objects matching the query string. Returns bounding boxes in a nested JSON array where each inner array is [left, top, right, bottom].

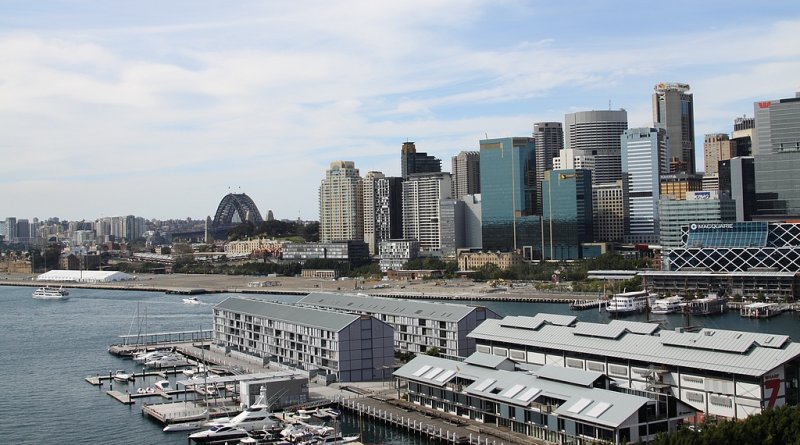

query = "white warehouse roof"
[[36, 270, 135, 283]]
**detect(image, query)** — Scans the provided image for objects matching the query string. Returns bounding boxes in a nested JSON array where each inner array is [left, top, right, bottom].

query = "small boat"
[[183, 297, 201, 304], [137, 387, 156, 394], [145, 354, 188, 368], [183, 364, 208, 377], [312, 407, 341, 420], [650, 296, 684, 314], [32, 286, 70, 300], [154, 379, 171, 391], [307, 434, 361, 445], [740, 302, 782, 319], [113, 370, 133, 382]]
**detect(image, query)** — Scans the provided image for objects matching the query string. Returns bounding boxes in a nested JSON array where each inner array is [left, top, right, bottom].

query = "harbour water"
[[2, 284, 799, 444]]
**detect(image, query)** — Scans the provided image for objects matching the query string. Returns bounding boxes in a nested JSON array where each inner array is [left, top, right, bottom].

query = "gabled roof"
[[297, 292, 498, 322], [463, 352, 515, 370], [395, 355, 655, 428], [215, 297, 362, 332], [469, 315, 800, 377]]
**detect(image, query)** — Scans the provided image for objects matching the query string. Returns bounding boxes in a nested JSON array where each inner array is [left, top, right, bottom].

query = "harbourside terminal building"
[[296, 292, 500, 359], [468, 314, 800, 420], [213, 297, 394, 382], [394, 352, 695, 445]]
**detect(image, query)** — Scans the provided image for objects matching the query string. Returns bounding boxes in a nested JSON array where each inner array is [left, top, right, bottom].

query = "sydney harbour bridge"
[[170, 192, 264, 242]]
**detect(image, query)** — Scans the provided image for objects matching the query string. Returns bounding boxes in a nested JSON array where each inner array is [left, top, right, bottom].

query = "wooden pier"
[[338, 396, 533, 445]]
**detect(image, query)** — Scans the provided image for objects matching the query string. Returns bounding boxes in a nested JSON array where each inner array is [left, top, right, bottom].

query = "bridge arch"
[[212, 193, 264, 228]]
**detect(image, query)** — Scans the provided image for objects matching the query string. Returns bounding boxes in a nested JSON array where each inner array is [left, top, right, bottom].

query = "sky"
[[2, 0, 799, 223]]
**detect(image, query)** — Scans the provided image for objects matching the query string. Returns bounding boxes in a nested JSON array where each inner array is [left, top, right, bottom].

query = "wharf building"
[[319, 161, 363, 243], [451, 151, 481, 200], [564, 110, 628, 184], [401, 141, 442, 179], [479, 137, 542, 259], [533, 122, 564, 214], [469, 314, 800, 420], [296, 292, 499, 359], [621, 127, 669, 244], [394, 352, 694, 445], [541, 169, 594, 260], [213, 297, 394, 383], [753, 92, 800, 218], [653, 82, 695, 173]]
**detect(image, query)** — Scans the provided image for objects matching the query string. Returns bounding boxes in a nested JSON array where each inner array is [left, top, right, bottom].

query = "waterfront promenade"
[[2, 271, 594, 302]]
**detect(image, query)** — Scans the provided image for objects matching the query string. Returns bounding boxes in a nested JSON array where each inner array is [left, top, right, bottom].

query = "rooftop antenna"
[[485, 132, 488, 139], [608, 100, 611, 110]]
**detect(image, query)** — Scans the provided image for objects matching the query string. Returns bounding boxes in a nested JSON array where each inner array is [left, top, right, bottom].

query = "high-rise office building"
[[5, 217, 17, 241], [564, 110, 628, 184], [592, 181, 627, 243], [363, 172, 403, 255], [652, 82, 695, 173], [319, 161, 364, 242], [719, 156, 756, 221], [401, 141, 441, 179], [703, 133, 731, 176], [479, 137, 541, 257], [401, 173, 452, 254], [732, 116, 755, 157], [541, 169, 593, 260], [753, 92, 800, 218], [622, 127, 669, 243], [659, 173, 703, 200], [533, 122, 564, 214], [451, 151, 480, 200]]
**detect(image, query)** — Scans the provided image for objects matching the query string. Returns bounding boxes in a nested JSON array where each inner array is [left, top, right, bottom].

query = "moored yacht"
[[32, 286, 70, 300], [682, 294, 727, 316], [189, 424, 250, 443], [650, 296, 684, 314], [112, 370, 133, 382]]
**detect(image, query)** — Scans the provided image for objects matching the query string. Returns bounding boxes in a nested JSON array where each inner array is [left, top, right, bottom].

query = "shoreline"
[[0, 272, 598, 303]]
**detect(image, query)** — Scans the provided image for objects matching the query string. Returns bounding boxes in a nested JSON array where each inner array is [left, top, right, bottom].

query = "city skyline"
[[2, 1, 799, 221]]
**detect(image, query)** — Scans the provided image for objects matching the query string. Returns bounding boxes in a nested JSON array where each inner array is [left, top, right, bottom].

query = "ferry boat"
[[605, 290, 658, 315], [740, 302, 782, 319], [32, 286, 70, 300], [650, 296, 684, 314], [682, 294, 727, 316]]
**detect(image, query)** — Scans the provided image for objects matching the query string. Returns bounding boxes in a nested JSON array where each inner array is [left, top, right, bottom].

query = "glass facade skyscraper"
[[622, 127, 668, 243], [753, 93, 800, 218], [541, 169, 593, 260], [479, 137, 541, 257]]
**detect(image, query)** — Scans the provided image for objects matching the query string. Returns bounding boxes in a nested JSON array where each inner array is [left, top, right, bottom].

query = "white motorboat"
[[606, 290, 657, 315], [183, 364, 208, 377], [133, 350, 170, 363], [312, 407, 341, 421], [32, 286, 70, 300], [163, 416, 231, 433], [183, 297, 201, 305], [112, 370, 133, 382], [223, 386, 282, 432], [189, 424, 250, 443], [650, 296, 684, 314], [154, 379, 171, 391], [145, 354, 188, 368], [302, 434, 361, 445]]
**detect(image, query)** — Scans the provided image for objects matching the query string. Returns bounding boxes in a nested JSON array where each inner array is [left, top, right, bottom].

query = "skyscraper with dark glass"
[[479, 137, 541, 258], [401, 141, 441, 179], [533, 122, 564, 214], [541, 169, 593, 260], [653, 82, 695, 173]]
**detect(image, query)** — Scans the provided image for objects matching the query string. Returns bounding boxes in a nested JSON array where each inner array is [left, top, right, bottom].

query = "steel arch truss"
[[212, 193, 264, 228]]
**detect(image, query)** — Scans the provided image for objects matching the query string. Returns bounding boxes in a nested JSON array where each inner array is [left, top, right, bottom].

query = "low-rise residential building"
[[394, 353, 694, 444], [468, 314, 800, 419], [213, 297, 394, 382], [457, 251, 523, 271], [379, 238, 419, 272], [297, 293, 499, 359]]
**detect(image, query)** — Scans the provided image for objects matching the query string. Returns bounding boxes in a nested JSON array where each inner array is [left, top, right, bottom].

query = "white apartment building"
[[378, 238, 419, 272], [402, 172, 453, 254]]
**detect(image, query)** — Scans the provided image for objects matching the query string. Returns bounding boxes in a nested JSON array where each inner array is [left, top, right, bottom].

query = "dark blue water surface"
[[2, 284, 799, 444]]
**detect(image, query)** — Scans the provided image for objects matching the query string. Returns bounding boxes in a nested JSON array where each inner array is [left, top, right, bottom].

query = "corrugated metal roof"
[[297, 292, 497, 322], [499, 314, 577, 331], [534, 364, 603, 387], [463, 352, 513, 369], [394, 355, 651, 428], [215, 297, 360, 331], [468, 316, 800, 377]]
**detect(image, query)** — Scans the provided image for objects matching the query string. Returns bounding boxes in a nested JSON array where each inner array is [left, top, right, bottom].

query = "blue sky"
[[2, 0, 799, 222]]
